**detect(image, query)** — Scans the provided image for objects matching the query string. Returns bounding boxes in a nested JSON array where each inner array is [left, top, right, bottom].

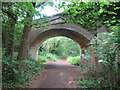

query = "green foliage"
[[12, 52, 18, 60], [93, 26, 119, 65], [77, 25, 120, 88], [13, 23, 24, 50], [39, 37, 81, 64], [39, 52, 61, 61], [2, 2, 50, 58], [2, 58, 44, 88], [59, 2, 120, 34], [78, 79, 101, 88], [78, 64, 120, 88], [67, 56, 81, 65], [81, 48, 92, 61], [38, 56, 47, 63], [2, 2, 120, 89], [39, 36, 81, 57]]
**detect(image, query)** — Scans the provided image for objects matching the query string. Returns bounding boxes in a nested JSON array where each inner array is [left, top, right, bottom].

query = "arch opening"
[[29, 36, 82, 65], [39, 36, 81, 57]]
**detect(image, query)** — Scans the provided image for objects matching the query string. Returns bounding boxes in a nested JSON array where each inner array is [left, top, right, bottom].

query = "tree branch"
[[34, 0, 49, 8]]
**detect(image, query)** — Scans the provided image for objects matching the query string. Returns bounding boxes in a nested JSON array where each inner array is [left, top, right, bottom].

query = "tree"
[[17, 1, 48, 60], [2, 2, 49, 60], [2, 3, 17, 59]]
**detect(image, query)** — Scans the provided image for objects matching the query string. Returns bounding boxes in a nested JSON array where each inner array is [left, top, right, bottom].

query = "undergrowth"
[[77, 64, 120, 89], [2, 58, 44, 88], [67, 56, 81, 65], [39, 52, 61, 62], [77, 29, 120, 89]]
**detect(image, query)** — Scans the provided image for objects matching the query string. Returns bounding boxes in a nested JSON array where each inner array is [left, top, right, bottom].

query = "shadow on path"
[[45, 59, 80, 69]]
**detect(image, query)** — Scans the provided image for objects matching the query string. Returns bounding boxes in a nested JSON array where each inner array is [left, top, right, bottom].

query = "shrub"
[[67, 56, 81, 65], [76, 28, 120, 88], [77, 64, 120, 88], [38, 56, 47, 63], [39, 52, 61, 61], [12, 52, 18, 60], [2, 58, 44, 88], [78, 79, 101, 88]]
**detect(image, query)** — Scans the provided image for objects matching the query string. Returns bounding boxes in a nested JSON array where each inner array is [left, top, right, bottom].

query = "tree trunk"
[[17, 25, 32, 60], [17, 2, 47, 60]]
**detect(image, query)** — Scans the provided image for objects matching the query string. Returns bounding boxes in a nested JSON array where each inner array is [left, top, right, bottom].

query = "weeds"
[[2, 58, 44, 88]]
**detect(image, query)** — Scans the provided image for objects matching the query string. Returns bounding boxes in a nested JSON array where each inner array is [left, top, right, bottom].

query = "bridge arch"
[[28, 23, 93, 60], [28, 23, 92, 47]]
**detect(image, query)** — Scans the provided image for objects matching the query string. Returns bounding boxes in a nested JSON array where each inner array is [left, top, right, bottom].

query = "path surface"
[[23, 59, 81, 88]]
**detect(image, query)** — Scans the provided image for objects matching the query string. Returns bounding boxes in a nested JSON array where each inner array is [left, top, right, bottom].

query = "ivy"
[[59, 2, 120, 33]]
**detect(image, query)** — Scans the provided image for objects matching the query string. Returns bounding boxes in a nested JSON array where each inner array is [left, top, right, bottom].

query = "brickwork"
[[27, 15, 106, 64]]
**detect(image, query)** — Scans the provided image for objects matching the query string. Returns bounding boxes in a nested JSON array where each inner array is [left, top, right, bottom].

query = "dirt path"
[[22, 59, 81, 88]]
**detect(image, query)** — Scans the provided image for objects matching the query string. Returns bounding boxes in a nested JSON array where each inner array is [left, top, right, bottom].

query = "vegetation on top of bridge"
[[2, 1, 120, 89], [60, 2, 120, 33]]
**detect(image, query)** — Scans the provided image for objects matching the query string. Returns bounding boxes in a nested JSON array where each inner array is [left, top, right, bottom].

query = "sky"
[[35, 5, 64, 19], [40, 6, 63, 16]]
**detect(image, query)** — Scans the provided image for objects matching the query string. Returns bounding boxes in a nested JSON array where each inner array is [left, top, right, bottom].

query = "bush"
[[38, 56, 47, 63], [67, 56, 81, 65], [2, 58, 44, 88], [39, 52, 61, 61], [12, 52, 18, 60], [77, 64, 120, 88], [78, 79, 101, 88], [76, 28, 120, 88]]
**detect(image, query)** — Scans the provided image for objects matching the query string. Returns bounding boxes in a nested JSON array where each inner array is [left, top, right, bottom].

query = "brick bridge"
[[27, 14, 106, 64]]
